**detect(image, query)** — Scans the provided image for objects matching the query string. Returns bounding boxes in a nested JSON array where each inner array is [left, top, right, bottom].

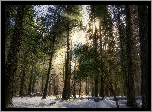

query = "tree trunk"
[[53, 77, 56, 95], [56, 76, 59, 95], [5, 5, 11, 62], [49, 80, 51, 96], [91, 78, 95, 97], [93, 26, 98, 97], [5, 5, 26, 108], [73, 59, 76, 99], [79, 79, 81, 97], [42, 36, 55, 99], [19, 46, 28, 97], [125, 5, 136, 108], [63, 56, 65, 82], [19, 67, 26, 97], [62, 21, 71, 100], [100, 76, 104, 97], [117, 10, 127, 96], [41, 57, 45, 94], [5, 5, 9, 41], [138, 5, 148, 108], [32, 73, 36, 93], [73, 78, 76, 99], [85, 77, 88, 96], [42, 53, 53, 99], [94, 75, 98, 97], [104, 77, 119, 108], [99, 18, 104, 98], [41, 75, 44, 94], [28, 65, 33, 95]]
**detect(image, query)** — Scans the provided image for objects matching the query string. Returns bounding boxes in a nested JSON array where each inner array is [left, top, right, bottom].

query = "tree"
[[125, 5, 136, 108], [5, 5, 27, 108], [19, 51, 28, 97], [42, 33, 56, 99], [62, 5, 82, 100], [41, 5, 69, 99], [116, 5, 128, 96], [15, 5, 43, 96], [17, 5, 39, 96], [138, 5, 148, 108], [5, 5, 18, 63]]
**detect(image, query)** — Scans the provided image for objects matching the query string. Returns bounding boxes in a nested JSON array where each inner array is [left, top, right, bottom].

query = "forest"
[[4, 5, 148, 108]]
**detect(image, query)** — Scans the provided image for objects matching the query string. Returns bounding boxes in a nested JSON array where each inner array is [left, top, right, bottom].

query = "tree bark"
[[125, 5, 136, 108]]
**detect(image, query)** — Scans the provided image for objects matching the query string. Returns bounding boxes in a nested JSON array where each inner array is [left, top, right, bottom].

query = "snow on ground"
[[10, 95, 142, 108]]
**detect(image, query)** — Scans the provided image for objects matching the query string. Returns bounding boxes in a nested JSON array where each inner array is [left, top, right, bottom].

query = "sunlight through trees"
[[4, 4, 149, 109]]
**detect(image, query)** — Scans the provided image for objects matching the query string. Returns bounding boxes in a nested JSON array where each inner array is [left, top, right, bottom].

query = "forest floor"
[[10, 95, 142, 108]]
